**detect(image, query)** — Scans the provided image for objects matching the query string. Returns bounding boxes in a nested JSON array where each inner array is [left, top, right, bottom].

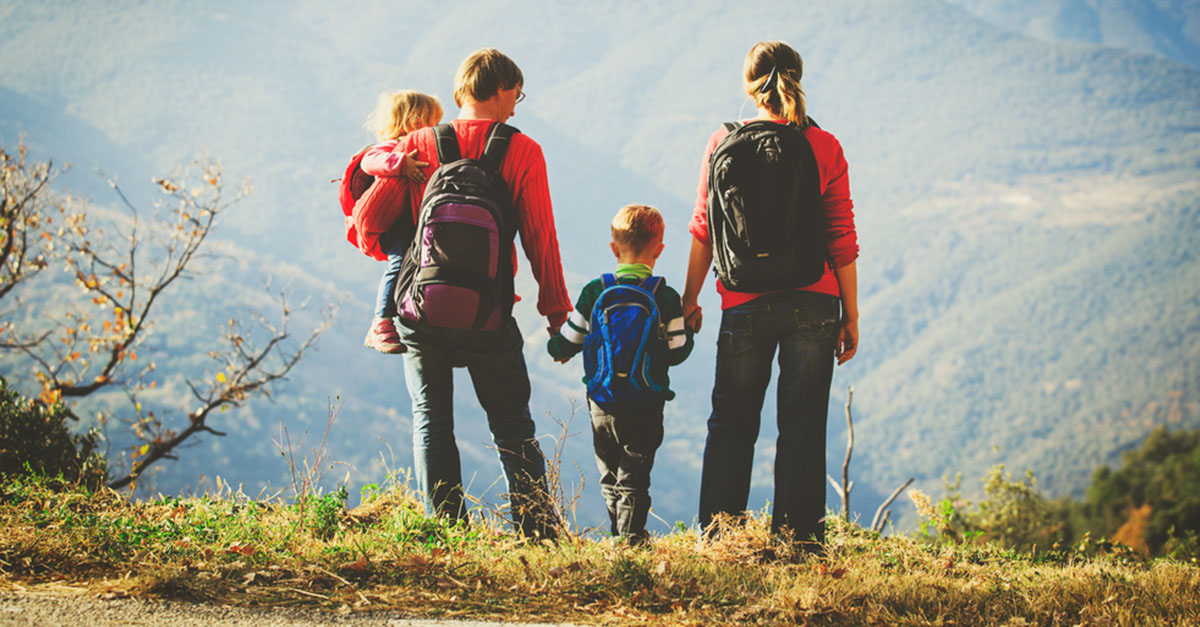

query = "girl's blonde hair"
[[743, 41, 807, 126], [365, 90, 443, 141]]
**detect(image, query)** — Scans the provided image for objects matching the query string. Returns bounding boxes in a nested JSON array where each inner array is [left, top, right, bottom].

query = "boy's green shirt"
[[547, 265, 694, 368]]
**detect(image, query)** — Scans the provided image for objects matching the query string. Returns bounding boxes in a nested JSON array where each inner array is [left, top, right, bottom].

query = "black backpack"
[[706, 119, 827, 293], [394, 122, 518, 332]]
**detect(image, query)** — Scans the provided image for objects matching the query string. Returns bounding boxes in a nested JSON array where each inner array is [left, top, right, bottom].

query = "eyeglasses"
[[515, 90, 526, 105]]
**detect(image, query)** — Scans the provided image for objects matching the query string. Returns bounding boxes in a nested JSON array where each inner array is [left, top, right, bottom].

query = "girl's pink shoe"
[[364, 317, 406, 354]]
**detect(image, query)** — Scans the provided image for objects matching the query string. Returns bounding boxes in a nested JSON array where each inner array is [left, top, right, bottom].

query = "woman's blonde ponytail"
[[744, 41, 808, 126]]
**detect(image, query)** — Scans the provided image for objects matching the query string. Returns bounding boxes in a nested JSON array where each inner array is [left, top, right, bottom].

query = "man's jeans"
[[698, 290, 840, 543], [588, 399, 665, 543], [398, 316, 557, 539]]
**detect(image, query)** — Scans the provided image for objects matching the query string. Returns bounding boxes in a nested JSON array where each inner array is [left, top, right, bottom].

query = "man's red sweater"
[[687, 119, 859, 309], [358, 119, 571, 328]]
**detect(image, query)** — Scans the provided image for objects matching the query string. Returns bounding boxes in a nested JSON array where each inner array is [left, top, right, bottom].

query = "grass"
[[0, 474, 1197, 626]]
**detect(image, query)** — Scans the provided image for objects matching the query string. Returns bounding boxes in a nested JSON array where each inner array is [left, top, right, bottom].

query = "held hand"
[[546, 325, 562, 337], [682, 297, 703, 333], [400, 150, 430, 184], [554, 357, 571, 364], [836, 317, 858, 365]]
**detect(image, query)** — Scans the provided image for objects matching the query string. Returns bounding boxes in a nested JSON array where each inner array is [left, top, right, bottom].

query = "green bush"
[[915, 466, 1079, 551], [302, 485, 348, 540], [1084, 426, 1200, 556], [0, 377, 106, 488], [916, 428, 1200, 559]]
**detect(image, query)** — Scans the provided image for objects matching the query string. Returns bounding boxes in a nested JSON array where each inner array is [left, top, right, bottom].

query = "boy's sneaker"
[[364, 317, 406, 354]]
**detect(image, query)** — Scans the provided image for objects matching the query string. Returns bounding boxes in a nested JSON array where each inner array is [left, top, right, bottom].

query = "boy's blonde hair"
[[611, 204, 665, 254], [453, 48, 524, 107], [365, 90, 443, 141]]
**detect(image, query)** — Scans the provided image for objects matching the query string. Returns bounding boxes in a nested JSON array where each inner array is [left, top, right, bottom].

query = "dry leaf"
[[343, 556, 369, 572]]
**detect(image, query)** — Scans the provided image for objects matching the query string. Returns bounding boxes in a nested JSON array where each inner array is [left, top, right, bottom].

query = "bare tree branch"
[[1, 141, 336, 490], [0, 144, 59, 301], [107, 290, 336, 490], [872, 477, 915, 533], [840, 386, 854, 518]]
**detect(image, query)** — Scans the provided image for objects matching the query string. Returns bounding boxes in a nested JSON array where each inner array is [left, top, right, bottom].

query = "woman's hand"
[[836, 316, 858, 365], [833, 261, 858, 365], [682, 237, 714, 334], [399, 149, 430, 184]]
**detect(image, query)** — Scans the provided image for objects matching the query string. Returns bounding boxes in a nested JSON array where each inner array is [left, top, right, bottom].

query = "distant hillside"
[[1, 0, 1198, 530], [946, 0, 1200, 68]]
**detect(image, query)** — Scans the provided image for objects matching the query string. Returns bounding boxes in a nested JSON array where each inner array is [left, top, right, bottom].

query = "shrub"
[[303, 485, 348, 540], [1084, 426, 1200, 556], [913, 465, 1079, 551], [0, 377, 106, 488]]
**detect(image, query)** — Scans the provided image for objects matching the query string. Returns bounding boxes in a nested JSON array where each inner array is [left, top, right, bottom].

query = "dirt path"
[[0, 589, 582, 626]]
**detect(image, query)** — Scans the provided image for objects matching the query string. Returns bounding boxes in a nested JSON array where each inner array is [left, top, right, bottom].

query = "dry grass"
[[0, 475, 1197, 626]]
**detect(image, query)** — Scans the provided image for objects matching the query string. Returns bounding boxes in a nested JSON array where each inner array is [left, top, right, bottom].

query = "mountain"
[[1, 0, 1198, 530], [945, 0, 1200, 69]]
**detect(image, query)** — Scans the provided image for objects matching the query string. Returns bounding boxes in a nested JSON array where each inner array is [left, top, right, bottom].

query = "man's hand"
[[682, 296, 703, 333], [836, 317, 858, 365], [399, 149, 430, 184], [554, 357, 571, 364]]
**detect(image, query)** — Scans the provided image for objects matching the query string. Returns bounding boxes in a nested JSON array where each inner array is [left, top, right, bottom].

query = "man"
[[389, 48, 571, 539]]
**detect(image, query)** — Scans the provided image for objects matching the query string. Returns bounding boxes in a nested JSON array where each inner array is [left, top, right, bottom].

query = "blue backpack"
[[583, 274, 674, 407]]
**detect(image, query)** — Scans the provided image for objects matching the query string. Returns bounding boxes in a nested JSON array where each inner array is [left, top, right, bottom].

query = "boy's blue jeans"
[[698, 290, 841, 543], [397, 316, 558, 539]]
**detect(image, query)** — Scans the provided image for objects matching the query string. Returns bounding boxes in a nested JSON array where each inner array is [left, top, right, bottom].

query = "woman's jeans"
[[698, 290, 840, 543], [397, 316, 558, 539]]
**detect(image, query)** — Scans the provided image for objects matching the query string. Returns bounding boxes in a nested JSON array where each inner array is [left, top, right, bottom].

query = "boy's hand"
[[554, 357, 571, 364], [399, 150, 430, 184]]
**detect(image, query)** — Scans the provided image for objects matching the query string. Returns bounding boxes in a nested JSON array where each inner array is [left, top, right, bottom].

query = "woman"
[[682, 40, 859, 547]]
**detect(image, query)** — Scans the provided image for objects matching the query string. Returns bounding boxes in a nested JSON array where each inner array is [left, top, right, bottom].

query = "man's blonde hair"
[[611, 204, 665, 254], [453, 48, 524, 107], [365, 90, 443, 141]]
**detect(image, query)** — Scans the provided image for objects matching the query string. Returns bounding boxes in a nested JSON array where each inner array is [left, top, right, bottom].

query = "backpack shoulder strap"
[[722, 121, 741, 133], [640, 276, 663, 295], [480, 123, 518, 171], [433, 123, 461, 164], [600, 273, 617, 290]]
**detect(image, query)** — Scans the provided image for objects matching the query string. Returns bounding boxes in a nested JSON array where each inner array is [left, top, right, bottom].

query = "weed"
[[302, 485, 347, 541]]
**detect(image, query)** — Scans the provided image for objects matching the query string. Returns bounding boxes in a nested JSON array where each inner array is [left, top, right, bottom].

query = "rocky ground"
[[0, 588, 581, 627]]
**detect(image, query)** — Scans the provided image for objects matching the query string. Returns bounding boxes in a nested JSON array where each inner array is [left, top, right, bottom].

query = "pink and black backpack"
[[394, 122, 518, 332]]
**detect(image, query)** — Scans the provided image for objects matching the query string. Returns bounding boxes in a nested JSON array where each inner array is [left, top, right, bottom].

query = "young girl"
[[359, 90, 443, 354]]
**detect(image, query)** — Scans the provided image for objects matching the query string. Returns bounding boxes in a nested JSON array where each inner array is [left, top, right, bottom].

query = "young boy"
[[548, 204, 693, 544]]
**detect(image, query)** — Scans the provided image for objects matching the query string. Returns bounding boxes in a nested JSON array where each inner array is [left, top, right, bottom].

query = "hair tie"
[[758, 66, 779, 94]]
